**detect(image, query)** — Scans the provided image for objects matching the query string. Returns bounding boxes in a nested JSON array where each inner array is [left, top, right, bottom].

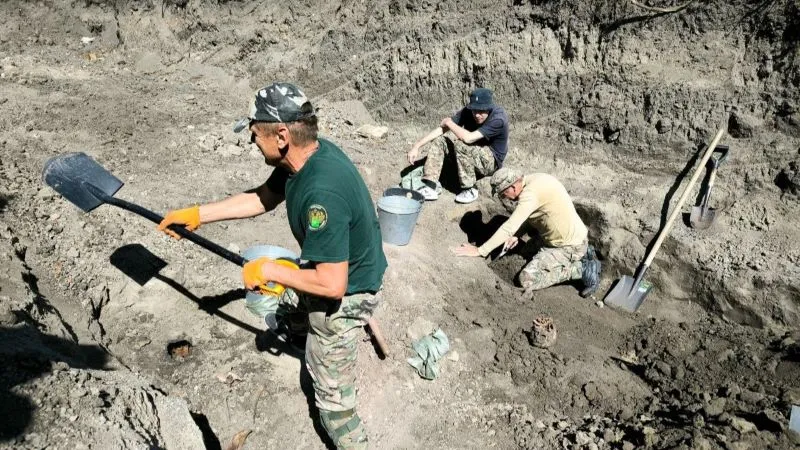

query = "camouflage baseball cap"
[[233, 82, 315, 133], [490, 167, 521, 195]]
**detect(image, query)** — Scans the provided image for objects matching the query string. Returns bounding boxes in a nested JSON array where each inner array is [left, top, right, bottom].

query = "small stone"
[[356, 124, 389, 139], [69, 389, 86, 399], [622, 441, 635, 450], [723, 383, 742, 398], [575, 431, 592, 445], [717, 349, 735, 363], [693, 414, 705, 428], [731, 417, 756, 434], [557, 420, 569, 430], [692, 436, 714, 450], [218, 144, 243, 157], [781, 388, 800, 404], [703, 398, 726, 417], [654, 361, 672, 377], [656, 118, 672, 133], [739, 390, 765, 405]]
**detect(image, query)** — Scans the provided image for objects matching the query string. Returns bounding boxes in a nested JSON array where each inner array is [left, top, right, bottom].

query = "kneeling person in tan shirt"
[[452, 167, 601, 296]]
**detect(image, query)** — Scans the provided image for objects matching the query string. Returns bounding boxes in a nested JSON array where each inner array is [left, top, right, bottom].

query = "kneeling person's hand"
[[451, 243, 481, 257]]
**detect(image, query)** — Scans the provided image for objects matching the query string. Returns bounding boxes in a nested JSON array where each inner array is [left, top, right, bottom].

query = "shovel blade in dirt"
[[689, 206, 716, 229], [603, 127, 727, 313], [604, 273, 653, 312], [42, 152, 123, 212]]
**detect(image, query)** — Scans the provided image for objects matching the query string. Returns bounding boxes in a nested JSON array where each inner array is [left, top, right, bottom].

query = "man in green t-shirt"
[[158, 82, 387, 449]]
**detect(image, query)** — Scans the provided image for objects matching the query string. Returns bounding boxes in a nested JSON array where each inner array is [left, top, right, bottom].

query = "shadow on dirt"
[[0, 324, 110, 442], [0, 194, 9, 213], [642, 141, 707, 259], [458, 210, 508, 246], [189, 412, 222, 450], [108, 243, 334, 448], [109, 244, 257, 334]]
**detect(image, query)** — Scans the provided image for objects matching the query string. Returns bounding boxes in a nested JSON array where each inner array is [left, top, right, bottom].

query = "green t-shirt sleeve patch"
[[300, 191, 351, 263]]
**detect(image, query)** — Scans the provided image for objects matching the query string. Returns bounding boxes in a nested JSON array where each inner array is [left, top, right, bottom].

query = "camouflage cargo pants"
[[519, 241, 588, 292], [278, 288, 382, 450], [422, 136, 496, 189]]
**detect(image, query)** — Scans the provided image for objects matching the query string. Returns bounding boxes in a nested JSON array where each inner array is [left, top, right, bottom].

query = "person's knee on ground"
[[519, 267, 552, 292]]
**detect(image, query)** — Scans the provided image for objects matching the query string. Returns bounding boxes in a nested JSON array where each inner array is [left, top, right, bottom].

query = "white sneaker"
[[416, 184, 439, 201], [416, 179, 441, 201], [455, 187, 479, 204]]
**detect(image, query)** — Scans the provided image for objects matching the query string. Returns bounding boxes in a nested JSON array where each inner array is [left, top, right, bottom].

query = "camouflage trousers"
[[278, 288, 382, 450], [422, 136, 496, 189], [519, 241, 588, 292]]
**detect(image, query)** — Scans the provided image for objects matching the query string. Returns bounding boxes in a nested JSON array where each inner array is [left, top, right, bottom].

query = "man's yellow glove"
[[242, 257, 299, 296], [157, 206, 201, 239]]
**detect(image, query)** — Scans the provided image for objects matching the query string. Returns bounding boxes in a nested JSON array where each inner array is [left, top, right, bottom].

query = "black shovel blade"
[[42, 152, 123, 212]]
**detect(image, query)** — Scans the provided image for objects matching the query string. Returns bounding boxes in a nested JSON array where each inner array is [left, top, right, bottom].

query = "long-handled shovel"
[[604, 127, 727, 312], [689, 145, 729, 230], [42, 152, 390, 357]]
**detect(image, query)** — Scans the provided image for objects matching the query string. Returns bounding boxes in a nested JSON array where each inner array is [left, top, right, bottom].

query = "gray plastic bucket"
[[377, 190, 423, 246]]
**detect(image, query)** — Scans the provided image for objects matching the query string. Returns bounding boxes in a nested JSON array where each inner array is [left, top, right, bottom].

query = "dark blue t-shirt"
[[451, 106, 510, 167]]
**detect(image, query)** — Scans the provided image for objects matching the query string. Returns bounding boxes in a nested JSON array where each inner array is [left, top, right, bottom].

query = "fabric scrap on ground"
[[407, 328, 450, 380]]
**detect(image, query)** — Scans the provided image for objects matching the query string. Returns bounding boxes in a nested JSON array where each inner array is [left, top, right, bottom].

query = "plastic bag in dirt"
[[400, 165, 424, 191], [245, 292, 279, 319], [407, 328, 450, 380]]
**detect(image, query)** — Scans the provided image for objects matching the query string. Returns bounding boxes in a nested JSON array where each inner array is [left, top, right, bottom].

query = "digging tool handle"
[[700, 159, 720, 209], [642, 127, 726, 267], [367, 317, 390, 358], [83, 183, 247, 267]]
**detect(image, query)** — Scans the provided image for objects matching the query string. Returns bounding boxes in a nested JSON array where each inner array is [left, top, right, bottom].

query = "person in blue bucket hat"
[[407, 87, 510, 204], [157, 82, 387, 450]]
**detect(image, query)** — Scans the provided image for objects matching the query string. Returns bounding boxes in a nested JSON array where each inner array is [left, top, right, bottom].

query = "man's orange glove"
[[157, 206, 201, 239], [242, 257, 299, 296]]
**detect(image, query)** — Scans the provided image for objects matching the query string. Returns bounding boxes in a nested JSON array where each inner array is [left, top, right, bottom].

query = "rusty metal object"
[[167, 340, 192, 360], [367, 317, 390, 359], [531, 315, 557, 348]]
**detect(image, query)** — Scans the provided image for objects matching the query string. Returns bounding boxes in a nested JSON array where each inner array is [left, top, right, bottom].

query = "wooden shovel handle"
[[643, 127, 726, 267], [367, 317, 390, 359]]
